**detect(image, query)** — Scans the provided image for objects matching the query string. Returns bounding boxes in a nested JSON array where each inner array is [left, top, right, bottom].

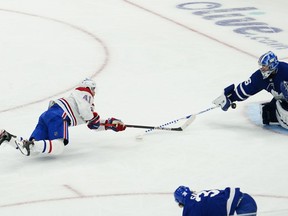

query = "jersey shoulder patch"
[[246, 102, 288, 135]]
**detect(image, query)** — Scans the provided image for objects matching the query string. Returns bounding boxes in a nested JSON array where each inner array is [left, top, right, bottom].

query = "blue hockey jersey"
[[229, 62, 288, 102], [182, 187, 242, 216]]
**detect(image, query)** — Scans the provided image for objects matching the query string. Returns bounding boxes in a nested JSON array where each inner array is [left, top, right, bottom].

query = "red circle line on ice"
[[0, 8, 109, 114], [0, 184, 287, 208]]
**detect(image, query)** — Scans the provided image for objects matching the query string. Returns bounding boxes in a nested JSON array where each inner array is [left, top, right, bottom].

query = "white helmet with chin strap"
[[80, 78, 96, 91]]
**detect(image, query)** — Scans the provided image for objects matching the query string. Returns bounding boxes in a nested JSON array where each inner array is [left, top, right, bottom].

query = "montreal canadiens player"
[[213, 51, 288, 129], [0, 78, 126, 156], [174, 186, 257, 216]]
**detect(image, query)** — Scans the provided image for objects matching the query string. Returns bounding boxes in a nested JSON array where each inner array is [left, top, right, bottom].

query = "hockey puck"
[[231, 103, 237, 109]]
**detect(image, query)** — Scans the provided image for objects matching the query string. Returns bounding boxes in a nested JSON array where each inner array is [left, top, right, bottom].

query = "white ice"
[[0, 0, 287, 215]]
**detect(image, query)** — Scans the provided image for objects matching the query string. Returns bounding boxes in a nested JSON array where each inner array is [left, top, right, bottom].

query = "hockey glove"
[[87, 112, 100, 129], [213, 84, 235, 111], [105, 118, 126, 132], [213, 94, 231, 111]]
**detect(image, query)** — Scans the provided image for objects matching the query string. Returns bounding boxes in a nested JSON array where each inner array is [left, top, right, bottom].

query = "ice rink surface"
[[0, 0, 287, 215]]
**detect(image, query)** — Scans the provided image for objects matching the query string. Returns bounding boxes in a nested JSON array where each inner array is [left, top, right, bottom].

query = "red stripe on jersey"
[[62, 112, 67, 119], [59, 98, 77, 125]]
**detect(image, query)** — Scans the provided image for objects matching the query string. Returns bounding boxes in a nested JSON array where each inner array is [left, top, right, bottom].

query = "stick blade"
[[180, 115, 196, 130]]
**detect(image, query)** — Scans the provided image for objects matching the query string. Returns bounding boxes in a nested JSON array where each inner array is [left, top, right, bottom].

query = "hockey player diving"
[[0, 78, 126, 156], [174, 185, 257, 216], [213, 51, 288, 129]]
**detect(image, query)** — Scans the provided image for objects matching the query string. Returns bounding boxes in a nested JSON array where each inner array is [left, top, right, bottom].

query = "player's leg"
[[29, 111, 50, 141], [0, 129, 17, 147], [261, 98, 278, 125], [25, 139, 65, 156], [0, 129, 32, 155], [26, 118, 69, 156], [1, 109, 68, 156], [0, 130, 33, 156]]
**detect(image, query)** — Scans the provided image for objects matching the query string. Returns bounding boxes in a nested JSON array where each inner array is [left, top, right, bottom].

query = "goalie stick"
[[142, 103, 236, 134], [142, 106, 217, 134]]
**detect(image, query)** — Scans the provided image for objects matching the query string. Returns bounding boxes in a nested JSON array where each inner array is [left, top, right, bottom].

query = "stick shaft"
[[101, 123, 182, 131], [127, 124, 182, 131], [144, 105, 221, 133]]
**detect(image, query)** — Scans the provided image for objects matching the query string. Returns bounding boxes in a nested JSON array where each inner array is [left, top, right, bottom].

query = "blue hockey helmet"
[[258, 51, 279, 79], [174, 186, 192, 206], [235, 194, 257, 216]]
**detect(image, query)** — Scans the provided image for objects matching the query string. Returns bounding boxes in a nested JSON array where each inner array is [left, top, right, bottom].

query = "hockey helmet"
[[174, 186, 192, 206], [258, 51, 279, 79], [80, 78, 96, 91], [235, 193, 257, 216]]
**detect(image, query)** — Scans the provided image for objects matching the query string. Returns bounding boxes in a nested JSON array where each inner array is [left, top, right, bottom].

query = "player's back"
[[183, 188, 242, 216]]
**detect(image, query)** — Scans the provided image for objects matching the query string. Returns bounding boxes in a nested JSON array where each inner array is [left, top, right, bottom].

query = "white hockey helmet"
[[80, 78, 96, 92]]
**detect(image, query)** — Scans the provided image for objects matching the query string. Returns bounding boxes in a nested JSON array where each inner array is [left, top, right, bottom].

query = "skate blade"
[[14, 141, 29, 156]]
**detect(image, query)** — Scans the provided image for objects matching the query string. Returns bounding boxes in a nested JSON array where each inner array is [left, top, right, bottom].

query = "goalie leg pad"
[[261, 99, 278, 125], [276, 100, 288, 129]]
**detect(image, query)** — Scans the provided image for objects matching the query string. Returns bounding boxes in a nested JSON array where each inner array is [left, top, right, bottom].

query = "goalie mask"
[[258, 51, 279, 79]]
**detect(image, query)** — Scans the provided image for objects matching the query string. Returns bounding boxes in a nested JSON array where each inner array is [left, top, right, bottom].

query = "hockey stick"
[[100, 104, 236, 133], [143, 106, 218, 134], [101, 106, 218, 134], [142, 103, 236, 134], [126, 124, 183, 131], [101, 123, 184, 131]]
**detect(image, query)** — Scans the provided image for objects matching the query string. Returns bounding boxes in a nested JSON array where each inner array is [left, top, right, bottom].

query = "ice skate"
[[0, 129, 16, 145], [23, 140, 34, 156], [15, 139, 34, 156]]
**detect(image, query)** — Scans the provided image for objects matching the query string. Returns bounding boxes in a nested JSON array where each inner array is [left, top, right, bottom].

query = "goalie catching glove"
[[105, 118, 126, 132]]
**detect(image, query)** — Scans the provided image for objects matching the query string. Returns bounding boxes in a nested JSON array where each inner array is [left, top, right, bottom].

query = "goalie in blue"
[[213, 51, 288, 129], [174, 186, 257, 216]]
